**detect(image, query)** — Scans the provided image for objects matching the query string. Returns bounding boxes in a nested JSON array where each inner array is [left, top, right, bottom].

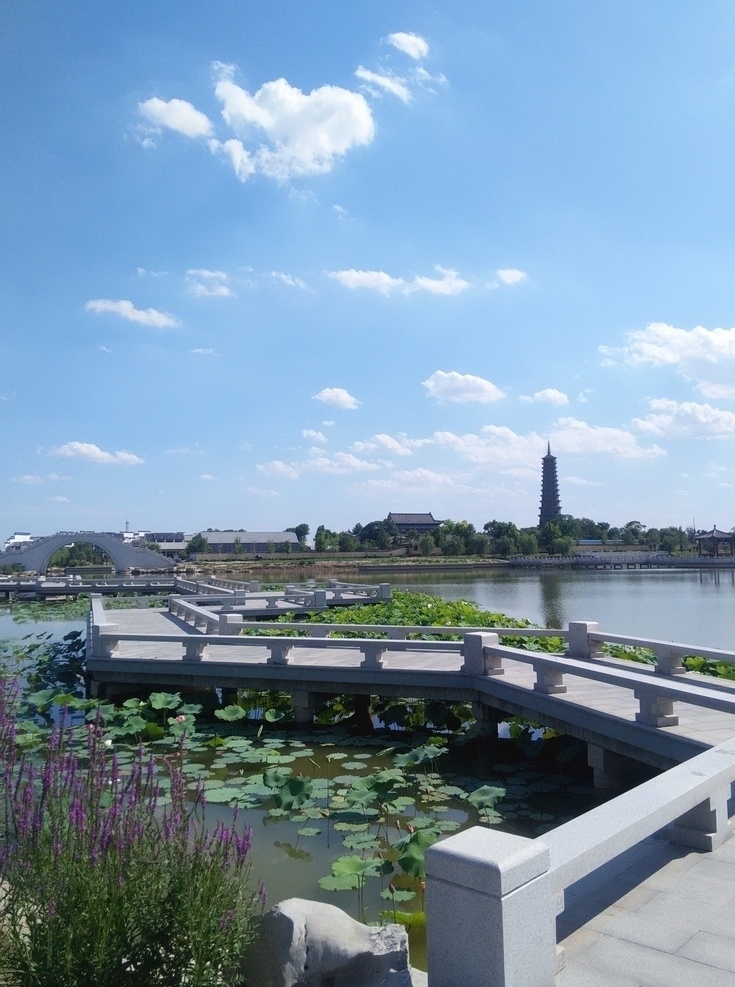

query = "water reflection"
[[347, 568, 735, 650]]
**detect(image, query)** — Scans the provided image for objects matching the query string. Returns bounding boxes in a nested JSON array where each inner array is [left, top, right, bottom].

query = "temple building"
[[539, 442, 562, 528]]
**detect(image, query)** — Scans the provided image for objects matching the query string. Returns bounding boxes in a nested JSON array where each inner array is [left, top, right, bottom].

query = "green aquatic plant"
[[0, 683, 264, 987]]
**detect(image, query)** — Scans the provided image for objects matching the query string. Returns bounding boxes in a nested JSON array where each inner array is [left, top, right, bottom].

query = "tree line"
[[310, 516, 698, 559]]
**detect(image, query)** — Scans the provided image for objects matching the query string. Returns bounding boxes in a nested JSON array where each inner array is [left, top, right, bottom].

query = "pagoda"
[[538, 442, 561, 527]]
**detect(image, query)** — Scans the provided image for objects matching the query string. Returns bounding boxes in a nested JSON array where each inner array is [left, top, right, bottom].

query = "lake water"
[[352, 567, 735, 651], [2, 567, 734, 650]]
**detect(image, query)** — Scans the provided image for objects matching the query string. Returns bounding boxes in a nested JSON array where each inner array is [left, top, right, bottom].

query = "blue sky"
[[4, 1, 735, 538]]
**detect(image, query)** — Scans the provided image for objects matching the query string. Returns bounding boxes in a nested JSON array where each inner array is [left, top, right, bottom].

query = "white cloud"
[[328, 269, 406, 294], [211, 65, 375, 181], [245, 486, 279, 498], [186, 269, 234, 298], [258, 460, 300, 479], [352, 433, 426, 457], [212, 137, 256, 181], [634, 398, 735, 438], [387, 32, 429, 59], [85, 299, 180, 329], [271, 271, 308, 289], [355, 66, 411, 103], [552, 418, 665, 458], [313, 387, 360, 410], [12, 473, 68, 484], [432, 419, 663, 465], [495, 268, 528, 286], [522, 388, 569, 406], [191, 348, 220, 356], [136, 267, 168, 278], [201, 473, 216, 481], [305, 451, 382, 474], [138, 97, 213, 138], [409, 266, 470, 296], [302, 429, 327, 443], [327, 265, 469, 296], [423, 370, 505, 404], [48, 495, 69, 503], [600, 322, 735, 398], [49, 441, 144, 465]]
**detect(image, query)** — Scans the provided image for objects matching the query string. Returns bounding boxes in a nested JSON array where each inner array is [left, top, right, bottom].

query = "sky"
[[4, 1, 735, 539]]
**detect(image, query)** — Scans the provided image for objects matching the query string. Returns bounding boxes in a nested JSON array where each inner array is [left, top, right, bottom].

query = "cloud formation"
[[355, 67, 411, 103], [600, 322, 735, 399], [313, 387, 360, 409], [85, 299, 180, 328], [387, 32, 429, 59], [327, 265, 469, 296], [138, 97, 213, 138], [634, 398, 735, 438], [186, 269, 234, 297], [423, 370, 506, 404], [522, 388, 569, 405], [495, 268, 528, 286], [49, 442, 144, 465], [209, 64, 374, 181]]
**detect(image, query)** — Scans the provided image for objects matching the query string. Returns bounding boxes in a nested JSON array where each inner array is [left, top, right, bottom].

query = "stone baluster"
[[267, 641, 293, 665], [360, 642, 386, 669], [534, 661, 566, 694], [183, 639, 208, 662], [669, 788, 734, 851], [634, 687, 678, 726], [654, 643, 686, 676], [218, 613, 243, 635], [566, 621, 601, 659], [425, 827, 557, 987], [461, 632, 501, 675]]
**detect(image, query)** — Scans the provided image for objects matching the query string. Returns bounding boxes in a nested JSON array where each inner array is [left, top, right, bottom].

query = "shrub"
[[0, 679, 264, 987]]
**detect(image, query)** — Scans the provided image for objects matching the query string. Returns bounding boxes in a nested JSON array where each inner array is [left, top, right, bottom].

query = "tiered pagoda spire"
[[539, 441, 561, 528]]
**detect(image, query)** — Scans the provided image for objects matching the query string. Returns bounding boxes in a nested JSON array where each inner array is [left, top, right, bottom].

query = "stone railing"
[[425, 736, 735, 986], [325, 579, 392, 600]]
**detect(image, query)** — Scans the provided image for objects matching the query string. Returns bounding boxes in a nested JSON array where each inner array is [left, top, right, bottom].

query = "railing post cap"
[[426, 826, 549, 897]]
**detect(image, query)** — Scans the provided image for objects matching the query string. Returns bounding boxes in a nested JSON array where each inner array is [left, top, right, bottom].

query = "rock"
[[249, 897, 419, 987]]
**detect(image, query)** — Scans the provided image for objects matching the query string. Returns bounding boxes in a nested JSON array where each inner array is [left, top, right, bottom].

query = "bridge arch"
[[0, 532, 175, 575]]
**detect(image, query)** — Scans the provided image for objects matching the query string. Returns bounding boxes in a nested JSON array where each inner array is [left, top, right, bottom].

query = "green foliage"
[[0, 685, 263, 987], [186, 533, 209, 556]]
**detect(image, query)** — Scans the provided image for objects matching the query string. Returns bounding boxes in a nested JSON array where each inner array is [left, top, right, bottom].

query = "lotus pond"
[[1, 591, 605, 969]]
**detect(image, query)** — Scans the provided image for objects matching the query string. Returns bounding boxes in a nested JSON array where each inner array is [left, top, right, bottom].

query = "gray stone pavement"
[[556, 833, 735, 986]]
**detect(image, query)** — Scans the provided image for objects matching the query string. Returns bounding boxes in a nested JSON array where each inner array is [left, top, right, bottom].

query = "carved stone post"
[[426, 827, 557, 987]]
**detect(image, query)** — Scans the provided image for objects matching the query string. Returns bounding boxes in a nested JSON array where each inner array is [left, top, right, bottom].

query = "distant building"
[[539, 443, 562, 528], [388, 513, 444, 535], [3, 532, 35, 552], [194, 530, 301, 554]]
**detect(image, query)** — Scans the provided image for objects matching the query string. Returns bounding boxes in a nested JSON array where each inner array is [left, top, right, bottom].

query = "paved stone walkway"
[[556, 832, 735, 986]]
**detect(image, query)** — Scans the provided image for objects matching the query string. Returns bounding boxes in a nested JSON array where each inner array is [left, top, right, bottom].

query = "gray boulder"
[[250, 897, 425, 987]]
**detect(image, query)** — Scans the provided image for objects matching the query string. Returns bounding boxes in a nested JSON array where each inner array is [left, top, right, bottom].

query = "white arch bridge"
[[0, 532, 175, 574]]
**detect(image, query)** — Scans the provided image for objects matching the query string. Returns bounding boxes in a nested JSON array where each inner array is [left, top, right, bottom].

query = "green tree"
[[338, 532, 359, 552], [185, 533, 209, 557], [418, 533, 435, 556], [286, 524, 309, 546]]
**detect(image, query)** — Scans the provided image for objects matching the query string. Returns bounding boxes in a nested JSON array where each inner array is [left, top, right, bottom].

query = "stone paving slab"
[[557, 834, 735, 986]]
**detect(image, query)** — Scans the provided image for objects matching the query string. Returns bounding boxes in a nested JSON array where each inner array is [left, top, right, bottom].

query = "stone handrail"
[[235, 620, 565, 640], [475, 634, 735, 727], [325, 580, 391, 600], [93, 628, 467, 667], [426, 735, 735, 987]]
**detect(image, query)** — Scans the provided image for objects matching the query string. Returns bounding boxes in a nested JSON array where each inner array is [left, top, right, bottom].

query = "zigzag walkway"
[[87, 604, 735, 986]]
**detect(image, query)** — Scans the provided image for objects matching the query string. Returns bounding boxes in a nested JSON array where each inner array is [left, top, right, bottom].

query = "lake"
[[352, 567, 735, 651]]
